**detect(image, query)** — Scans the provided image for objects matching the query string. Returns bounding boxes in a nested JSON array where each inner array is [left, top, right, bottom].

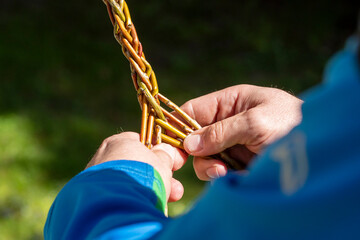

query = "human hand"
[[181, 85, 303, 180], [86, 132, 187, 202]]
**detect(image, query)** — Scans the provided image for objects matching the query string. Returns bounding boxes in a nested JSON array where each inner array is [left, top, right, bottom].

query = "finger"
[[152, 143, 176, 169], [180, 85, 253, 126], [184, 112, 258, 156], [172, 149, 188, 171], [168, 178, 184, 202], [152, 143, 188, 171], [193, 157, 227, 181]]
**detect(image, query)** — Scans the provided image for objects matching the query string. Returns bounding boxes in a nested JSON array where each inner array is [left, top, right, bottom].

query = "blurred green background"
[[0, 0, 358, 239]]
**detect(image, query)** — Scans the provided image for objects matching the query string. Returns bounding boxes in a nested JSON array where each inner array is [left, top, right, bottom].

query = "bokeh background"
[[0, 0, 358, 239]]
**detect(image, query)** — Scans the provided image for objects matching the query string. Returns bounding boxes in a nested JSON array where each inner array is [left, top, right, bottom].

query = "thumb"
[[183, 112, 253, 156]]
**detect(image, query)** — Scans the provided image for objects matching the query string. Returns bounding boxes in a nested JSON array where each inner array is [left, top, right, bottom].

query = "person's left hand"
[[86, 132, 188, 202]]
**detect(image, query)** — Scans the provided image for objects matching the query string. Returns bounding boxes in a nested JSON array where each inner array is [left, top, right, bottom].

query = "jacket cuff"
[[81, 160, 167, 212]]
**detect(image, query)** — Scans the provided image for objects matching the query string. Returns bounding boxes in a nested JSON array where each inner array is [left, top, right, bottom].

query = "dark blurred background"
[[0, 0, 358, 238]]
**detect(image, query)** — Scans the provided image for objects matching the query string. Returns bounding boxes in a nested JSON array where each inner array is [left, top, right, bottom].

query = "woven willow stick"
[[161, 134, 184, 149], [155, 125, 162, 145], [155, 119, 187, 140], [140, 98, 148, 144], [160, 106, 193, 134], [146, 113, 155, 148], [102, 0, 243, 170], [158, 93, 202, 130]]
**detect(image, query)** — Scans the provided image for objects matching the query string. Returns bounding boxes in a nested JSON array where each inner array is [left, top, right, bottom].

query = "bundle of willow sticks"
[[102, 0, 244, 170]]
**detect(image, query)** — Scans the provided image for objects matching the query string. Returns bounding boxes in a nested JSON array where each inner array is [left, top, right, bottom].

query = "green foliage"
[[0, 0, 358, 239], [0, 114, 52, 239]]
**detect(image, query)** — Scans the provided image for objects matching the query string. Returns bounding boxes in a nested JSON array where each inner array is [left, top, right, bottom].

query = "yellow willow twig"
[[138, 82, 166, 121], [146, 113, 155, 148], [160, 106, 193, 134], [155, 119, 187, 140], [158, 93, 201, 130], [107, 0, 126, 22], [161, 134, 184, 149], [122, 38, 146, 71], [130, 58, 153, 91], [140, 98, 148, 144]]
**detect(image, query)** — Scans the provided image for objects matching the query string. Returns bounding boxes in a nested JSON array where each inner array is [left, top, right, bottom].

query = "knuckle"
[[102, 134, 119, 144], [101, 136, 113, 146], [153, 147, 175, 169], [245, 110, 271, 144], [206, 122, 225, 147], [101, 132, 135, 147], [118, 131, 138, 139]]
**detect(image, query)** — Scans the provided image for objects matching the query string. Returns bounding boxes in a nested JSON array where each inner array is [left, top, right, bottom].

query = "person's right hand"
[[181, 84, 303, 181]]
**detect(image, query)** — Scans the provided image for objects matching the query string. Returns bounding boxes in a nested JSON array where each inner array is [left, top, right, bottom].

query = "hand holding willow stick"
[[102, 0, 244, 170]]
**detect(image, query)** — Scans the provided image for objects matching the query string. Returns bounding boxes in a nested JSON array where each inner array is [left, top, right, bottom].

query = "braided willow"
[[102, 0, 244, 170]]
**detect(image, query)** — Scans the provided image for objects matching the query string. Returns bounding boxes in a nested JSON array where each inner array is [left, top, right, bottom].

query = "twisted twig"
[[102, 0, 244, 170]]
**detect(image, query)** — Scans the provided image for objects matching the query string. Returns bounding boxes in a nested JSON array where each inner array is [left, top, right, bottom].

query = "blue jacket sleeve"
[[44, 160, 170, 240]]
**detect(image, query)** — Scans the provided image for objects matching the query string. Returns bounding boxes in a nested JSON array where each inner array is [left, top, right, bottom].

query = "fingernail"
[[206, 167, 219, 179], [206, 166, 227, 179], [184, 134, 203, 153]]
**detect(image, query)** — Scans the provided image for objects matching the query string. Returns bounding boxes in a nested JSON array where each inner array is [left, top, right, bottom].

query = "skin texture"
[[86, 132, 188, 202], [181, 85, 303, 181], [86, 85, 302, 198]]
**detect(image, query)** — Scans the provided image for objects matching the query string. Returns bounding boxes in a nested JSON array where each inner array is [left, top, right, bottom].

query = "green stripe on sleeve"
[[152, 169, 167, 213]]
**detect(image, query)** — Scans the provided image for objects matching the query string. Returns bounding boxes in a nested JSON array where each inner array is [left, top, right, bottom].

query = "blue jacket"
[[44, 37, 360, 240]]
